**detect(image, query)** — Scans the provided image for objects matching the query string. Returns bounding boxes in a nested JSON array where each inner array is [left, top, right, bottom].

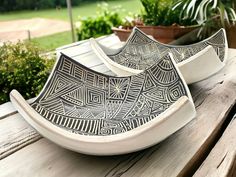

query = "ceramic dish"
[[10, 53, 196, 155], [90, 27, 228, 84]]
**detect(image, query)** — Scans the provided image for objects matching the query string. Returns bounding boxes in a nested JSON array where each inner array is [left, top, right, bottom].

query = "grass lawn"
[[0, 0, 142, 21], [1, 0, 142, 51], [30, 31, 72, 51]]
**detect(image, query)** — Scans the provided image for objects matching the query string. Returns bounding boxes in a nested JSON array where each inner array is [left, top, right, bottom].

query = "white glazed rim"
[[9, 50, 195, 154], [10, 51, 194, 141], [10, 90, 194, 144], [10, 89, 196, 155]]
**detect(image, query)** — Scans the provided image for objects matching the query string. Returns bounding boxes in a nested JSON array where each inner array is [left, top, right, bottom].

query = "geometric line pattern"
[[31, 53, 187, 136], [108, 28, 226, 70]]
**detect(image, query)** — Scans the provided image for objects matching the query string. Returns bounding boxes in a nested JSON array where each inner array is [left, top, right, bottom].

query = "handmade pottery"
[[10, 53, 196, 155], [90, 27, 228, 84]]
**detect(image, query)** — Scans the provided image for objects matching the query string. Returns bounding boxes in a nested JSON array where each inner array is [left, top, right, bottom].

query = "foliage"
[[0, 0, 141, 22], [140, 0, 197, 26], [173, 0, 236, 31], [0, 0, 130, 12], [121, 13, 143, 28], [0, 42, 55, 104], [76, 3, 123, 41], [0, 0, 79, 12], [0, 0, 118, 12]]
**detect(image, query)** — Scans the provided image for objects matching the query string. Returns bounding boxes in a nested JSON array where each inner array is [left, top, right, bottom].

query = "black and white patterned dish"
[[10, 53, 196, 155], [90, 27, 228, 84]]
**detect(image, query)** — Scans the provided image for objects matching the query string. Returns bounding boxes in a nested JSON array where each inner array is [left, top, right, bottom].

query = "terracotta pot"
[[111, 27, 132, 41], [112, 25, 199, 44], [226, 25, 236, 48]]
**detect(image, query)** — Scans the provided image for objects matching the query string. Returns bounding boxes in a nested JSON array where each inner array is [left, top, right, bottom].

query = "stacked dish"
[[90, 27, 228, 84], [10, 28, 228, 155]]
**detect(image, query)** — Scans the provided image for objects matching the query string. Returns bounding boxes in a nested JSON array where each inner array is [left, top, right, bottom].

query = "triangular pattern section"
[[143, 72, 156, 91], [130, 29, 152, 44]]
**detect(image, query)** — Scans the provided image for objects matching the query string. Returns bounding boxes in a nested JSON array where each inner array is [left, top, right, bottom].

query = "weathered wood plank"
[[0, 50, 236, 176], [0, 113, 40, 160], [0, 139, 133, 177], [56, 34, 120, 58], [73, 52, 105, 67], [0, 98, 34, 120], [0, 101, 17, 119], [193, 114, 236, 177], [56, 34, 119, 51], [228, 48, 236, 60]]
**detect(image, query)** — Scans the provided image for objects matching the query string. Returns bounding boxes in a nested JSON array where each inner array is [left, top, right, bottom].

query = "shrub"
[[0, 0, 116, 12], [140, 0, 197, 26], [0, 42, 55, 104], [0, 0, 83, 12], [76, 3, 123, 41]]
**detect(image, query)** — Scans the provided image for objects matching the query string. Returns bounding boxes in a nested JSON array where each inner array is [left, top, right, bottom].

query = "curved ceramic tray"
[[10, 53, 196, 155], [90, 27, 228, 84]]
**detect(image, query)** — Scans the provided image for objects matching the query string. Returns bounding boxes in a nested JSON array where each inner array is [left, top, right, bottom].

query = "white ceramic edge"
[[167, 53, 193, 104], [90, 37, 122, 55], [10, 50, 196, 155], [90, 38, 142, 76], [221, 28, 229, 64], [177, 46, 225, 84], [10, 90, 196, 155]]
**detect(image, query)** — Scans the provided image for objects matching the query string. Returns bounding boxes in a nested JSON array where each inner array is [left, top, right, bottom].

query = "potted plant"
[[112, 0, 199, 43], [174, 0, 236, 47]]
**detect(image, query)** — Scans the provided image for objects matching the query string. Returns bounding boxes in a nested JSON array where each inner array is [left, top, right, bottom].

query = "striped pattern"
[[31, 53, 187, 136]]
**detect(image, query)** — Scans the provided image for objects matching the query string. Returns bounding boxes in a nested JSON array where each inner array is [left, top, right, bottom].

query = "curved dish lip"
[[10, 90, 196, 155], [10, 52, 194, 141], [177, 45, 225, 84], [10, 90, 194, 144], [10, 52, 196, 155]]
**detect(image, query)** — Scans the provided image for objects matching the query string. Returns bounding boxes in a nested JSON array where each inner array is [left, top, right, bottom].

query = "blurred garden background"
[[0, 0, 142, 51]]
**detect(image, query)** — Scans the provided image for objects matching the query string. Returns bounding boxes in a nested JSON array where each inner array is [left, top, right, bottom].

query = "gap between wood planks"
[[180, 99, 236, 177]]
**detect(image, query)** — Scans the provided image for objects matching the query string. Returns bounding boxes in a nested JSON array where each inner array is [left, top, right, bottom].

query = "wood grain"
[[193, 115, 236, 177], [0, 139, 131, 177], [0, 113, 40, 160], [0, 101, 17, 119], [0, 50, 236, 176], [0, 98, 34, 120]]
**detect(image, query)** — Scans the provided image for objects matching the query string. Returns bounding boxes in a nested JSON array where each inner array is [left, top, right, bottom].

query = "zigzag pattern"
[[108, 28, 226, 70], [31, 54, 187, 136]]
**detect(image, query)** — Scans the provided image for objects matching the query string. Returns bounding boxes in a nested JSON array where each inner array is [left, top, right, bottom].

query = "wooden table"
[[1, 35, 236, 177]]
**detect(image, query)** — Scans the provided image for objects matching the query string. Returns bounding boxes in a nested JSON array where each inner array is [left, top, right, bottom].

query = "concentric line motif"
[[31, 53, 187, 136], [108, 28, 226, 70]]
